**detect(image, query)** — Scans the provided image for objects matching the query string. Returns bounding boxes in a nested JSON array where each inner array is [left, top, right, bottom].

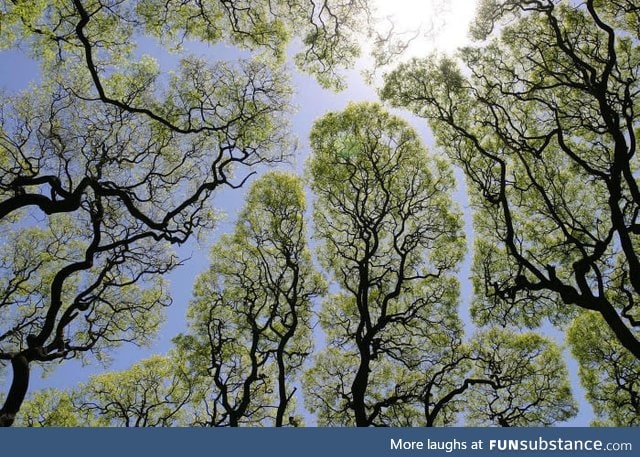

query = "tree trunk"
[[0, 354, 30, 427]]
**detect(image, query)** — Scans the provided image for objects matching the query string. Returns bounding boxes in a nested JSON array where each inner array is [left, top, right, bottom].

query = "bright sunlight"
[[374, 0, 479, 55]]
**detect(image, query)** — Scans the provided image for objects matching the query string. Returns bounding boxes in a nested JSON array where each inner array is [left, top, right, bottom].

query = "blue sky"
[[0, 0, 594, 426]]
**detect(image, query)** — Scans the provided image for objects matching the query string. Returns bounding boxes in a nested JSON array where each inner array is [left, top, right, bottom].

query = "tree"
[[381, 1, 640, 362], [0, 0, 374, 425], [465, 327, 576, 426], [568, 312, 640, 426], [304, 101, 464, 426], [74, 354, 193, 427], [16, 352, 193, 427], [1, 0, 374, 91], [175, 171, 324, 426], [411, 327, 576, 427], [14, 389, 79, 427], [303, 102, 576, 427]]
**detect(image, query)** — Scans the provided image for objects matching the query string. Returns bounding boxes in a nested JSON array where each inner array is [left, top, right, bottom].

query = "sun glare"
[[373, 0, 479, 55]]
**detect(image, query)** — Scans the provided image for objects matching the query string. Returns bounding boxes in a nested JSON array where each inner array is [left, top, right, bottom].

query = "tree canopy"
[[568, 311, 640, 426], [13, 104, 578, 427], [382, 0, 640, 363], [174, 171, 324, 426], [381, 0, 640, 424], [303, 102, 575, 427], [0, 0, 375, 426], [304, 102, 465, 426], [3, 0, 635, 427]]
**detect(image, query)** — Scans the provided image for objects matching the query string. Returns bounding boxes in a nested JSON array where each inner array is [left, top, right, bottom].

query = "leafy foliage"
[[15, 389, 79, 427], [568, 312, 640, 426], [304, 102, 575, 426], [0, 0, 373, 90], [15, 123, 578, 427], [175, 172, 324, 426], [17, 353, 192, 427], [0, 0, 373, 425], [466, 328, 577, 426], [305, 102, 465, 426], [381, 0, 640, 423], [382, 0, 640, 361], [2, 0, 611, 427]]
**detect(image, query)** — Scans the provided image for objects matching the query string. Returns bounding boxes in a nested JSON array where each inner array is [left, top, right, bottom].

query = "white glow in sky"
[[373, 0, 479, 55]]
